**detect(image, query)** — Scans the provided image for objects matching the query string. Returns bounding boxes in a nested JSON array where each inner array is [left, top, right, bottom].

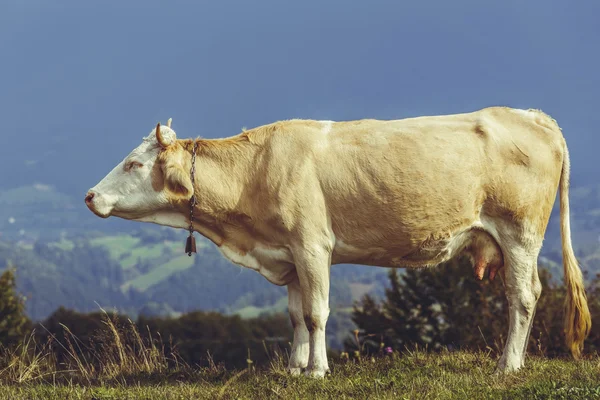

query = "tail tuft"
[[559, 140, 591, 359]]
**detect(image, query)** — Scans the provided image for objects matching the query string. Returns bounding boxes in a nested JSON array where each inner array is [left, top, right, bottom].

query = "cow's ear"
[[164, 164, 193, 199]]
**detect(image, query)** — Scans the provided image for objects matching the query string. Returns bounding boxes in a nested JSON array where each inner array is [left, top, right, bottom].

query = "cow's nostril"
[[85, 192, 95, 203]]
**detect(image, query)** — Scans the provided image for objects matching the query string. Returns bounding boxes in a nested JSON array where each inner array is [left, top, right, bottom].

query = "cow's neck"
[[176, 137, 258, 249]]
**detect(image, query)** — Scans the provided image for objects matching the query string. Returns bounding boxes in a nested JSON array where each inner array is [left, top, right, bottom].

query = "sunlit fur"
[[86, 107, 590, 378]]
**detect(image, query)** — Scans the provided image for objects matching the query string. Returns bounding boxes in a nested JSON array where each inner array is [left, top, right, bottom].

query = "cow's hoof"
[[303, 367, 330, 378], [493, 362, 521, 375], [288, 367, 303, 376]]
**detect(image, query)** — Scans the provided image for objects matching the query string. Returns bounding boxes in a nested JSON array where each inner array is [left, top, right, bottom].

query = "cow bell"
[[185, 234, 197, 256]]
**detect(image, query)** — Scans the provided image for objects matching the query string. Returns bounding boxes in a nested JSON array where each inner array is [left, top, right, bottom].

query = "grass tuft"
[[0, 313, 598, 399]]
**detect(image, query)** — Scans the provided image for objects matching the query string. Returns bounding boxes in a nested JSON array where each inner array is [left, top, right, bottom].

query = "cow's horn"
[[156, 121, 176, 147], [156, 122, 168, 147], [167, 118, 172, 128]]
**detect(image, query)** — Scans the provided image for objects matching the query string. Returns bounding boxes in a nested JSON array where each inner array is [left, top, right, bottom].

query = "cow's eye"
[[125, 161, 143, 171]]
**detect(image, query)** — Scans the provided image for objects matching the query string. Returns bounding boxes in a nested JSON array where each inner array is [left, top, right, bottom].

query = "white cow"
[[86, 107, 591, 377]]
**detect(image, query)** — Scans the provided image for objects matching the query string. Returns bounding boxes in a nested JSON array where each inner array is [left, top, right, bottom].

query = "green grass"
[[90, 235, 140, 259], [49, 239, 75, 251], [233, 296, 289, 319], [1, 311, 599, 399], [43, 234, 212, 293], [118, 240, 206, 270], [164, 239, 207, 254], [90, 234, 207, 275], [123, 255, 195, 291], [0, 352, 599, 399], [119, 243, 169, 269]]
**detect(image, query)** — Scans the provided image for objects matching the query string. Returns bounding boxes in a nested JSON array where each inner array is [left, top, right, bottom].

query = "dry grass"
[[0, 307, 201, 387], [0, 311, 599, 399]]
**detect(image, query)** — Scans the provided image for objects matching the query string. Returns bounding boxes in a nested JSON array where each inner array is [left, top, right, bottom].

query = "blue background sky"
[[1, 0, 599, 198]]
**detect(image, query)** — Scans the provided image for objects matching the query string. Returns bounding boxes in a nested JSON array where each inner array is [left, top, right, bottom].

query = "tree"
[[0, 265, 31, 348], [345, 257, 578, 358]]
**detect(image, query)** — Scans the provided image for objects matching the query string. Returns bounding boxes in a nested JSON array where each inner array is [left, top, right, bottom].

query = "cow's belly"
[[332, 223, 504, 278], [218, 243, 297, 286], [331, 231, 461, 268]]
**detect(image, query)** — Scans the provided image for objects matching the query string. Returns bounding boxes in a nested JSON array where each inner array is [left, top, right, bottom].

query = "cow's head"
[[85, 119, 194, 220]]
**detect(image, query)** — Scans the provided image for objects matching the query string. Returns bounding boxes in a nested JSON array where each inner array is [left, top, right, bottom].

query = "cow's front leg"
[[293, 244, 332, 378], [287, 275, 309, 375]]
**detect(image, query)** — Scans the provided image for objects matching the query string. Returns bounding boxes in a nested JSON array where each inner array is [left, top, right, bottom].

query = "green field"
[[90, 235, 142, 260], [1, 352, 599, 399], [123, 254, 196, 291], [233, 296, 289, 319], [119, 243, 166, 269], [88, 233, 203, 292]]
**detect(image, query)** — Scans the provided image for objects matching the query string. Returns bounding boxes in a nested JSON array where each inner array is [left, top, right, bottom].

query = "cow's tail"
[[560, 139, 591, 359]]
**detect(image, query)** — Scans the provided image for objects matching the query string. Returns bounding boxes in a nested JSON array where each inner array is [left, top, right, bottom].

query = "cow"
[[85, 107, 591, 378]]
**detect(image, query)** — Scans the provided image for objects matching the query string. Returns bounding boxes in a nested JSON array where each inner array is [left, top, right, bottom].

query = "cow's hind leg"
[[287, 275, 310, 375], [520, 265, 542, 367], [496, 242, 542, 373]]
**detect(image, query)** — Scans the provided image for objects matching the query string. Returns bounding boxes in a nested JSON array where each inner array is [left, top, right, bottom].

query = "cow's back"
[[260, 107, 565, 257]]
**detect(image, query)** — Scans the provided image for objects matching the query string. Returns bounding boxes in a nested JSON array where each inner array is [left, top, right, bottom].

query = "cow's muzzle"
[[85, 190, 111, 218]]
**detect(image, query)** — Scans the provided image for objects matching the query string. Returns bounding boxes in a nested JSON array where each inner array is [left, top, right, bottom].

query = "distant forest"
[[2, 256, 600, 370]]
